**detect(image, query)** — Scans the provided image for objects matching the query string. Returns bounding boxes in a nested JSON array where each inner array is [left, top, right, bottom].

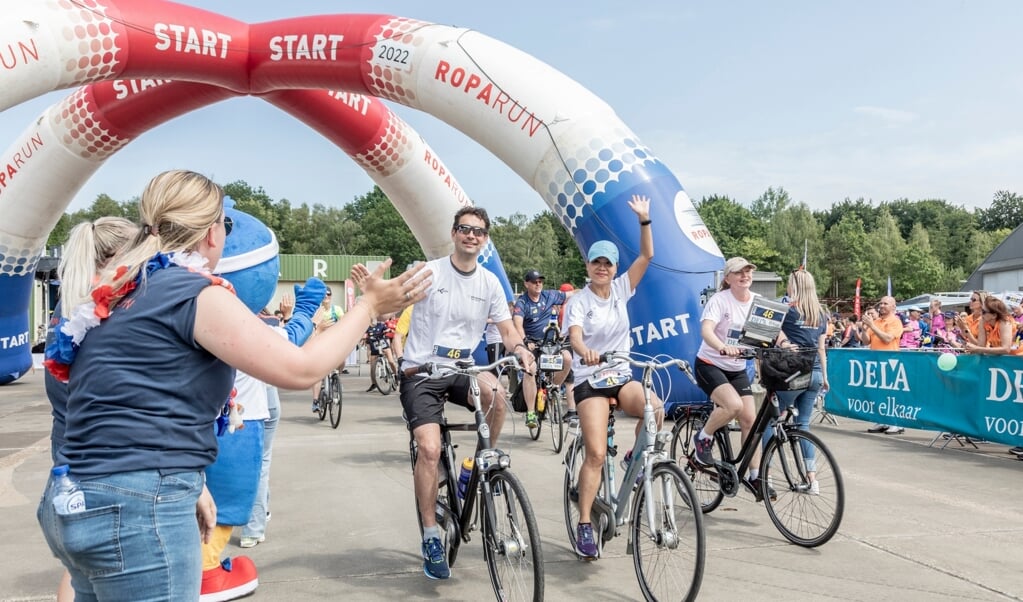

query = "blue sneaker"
[[576, 523, 598, 559], [421, 537, 450, 579], [691, 433, 715, 466]]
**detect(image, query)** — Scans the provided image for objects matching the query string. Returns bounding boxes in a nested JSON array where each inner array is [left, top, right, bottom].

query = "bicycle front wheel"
[[761, 429, 844, 547], [562, 437, 585, 546], [329, 374, 343, 429], [631, 463, 705, 602], [547, 387, 565, 454], [482, 470, 544, 601], [669, 411, 724, 513], [385, 363, 398, 393], [317, 386, 328, 421]]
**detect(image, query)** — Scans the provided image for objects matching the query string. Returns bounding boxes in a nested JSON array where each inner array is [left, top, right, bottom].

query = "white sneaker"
[[866, 423, 888, 433], [239, 535, 265, 549], [884, 426, 905, 435], [809, 480, 820, 496]]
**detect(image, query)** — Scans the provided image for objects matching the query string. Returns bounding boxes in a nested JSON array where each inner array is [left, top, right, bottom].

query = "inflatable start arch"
[[0, 1, 723, 404]]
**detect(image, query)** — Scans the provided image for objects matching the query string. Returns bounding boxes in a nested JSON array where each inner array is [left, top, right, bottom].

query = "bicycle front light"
[[478, 449, 511, 471]]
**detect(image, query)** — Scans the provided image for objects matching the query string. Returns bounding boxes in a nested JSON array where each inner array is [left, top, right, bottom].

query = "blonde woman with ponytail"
[[45, 216, 135, 602], [771, 268, 829, 493], [39, 170, 431, 600]]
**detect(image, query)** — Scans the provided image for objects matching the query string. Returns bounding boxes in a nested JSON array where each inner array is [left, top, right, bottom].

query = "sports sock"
[[423, 525, 442, 542]]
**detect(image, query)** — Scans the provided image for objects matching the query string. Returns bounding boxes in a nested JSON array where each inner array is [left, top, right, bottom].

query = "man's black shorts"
[[400, 373, 474, 430]]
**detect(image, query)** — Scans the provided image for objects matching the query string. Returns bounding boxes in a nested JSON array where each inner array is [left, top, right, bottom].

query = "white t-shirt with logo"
[[696, 288, 756, 371], [402, 257, 510, 369], [562, 273, 635, 385]]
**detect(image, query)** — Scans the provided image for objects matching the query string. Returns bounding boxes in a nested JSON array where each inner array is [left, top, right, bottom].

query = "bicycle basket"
[[758, 348, 815, 391]]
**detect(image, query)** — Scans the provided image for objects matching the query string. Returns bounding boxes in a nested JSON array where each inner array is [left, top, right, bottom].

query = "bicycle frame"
[[714, 388, 781, 486], [577, 352, 694, 539], [414, 356, 522, 551]]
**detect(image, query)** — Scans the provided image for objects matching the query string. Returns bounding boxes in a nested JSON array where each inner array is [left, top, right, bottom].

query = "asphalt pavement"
[[1, 366, 1021, 601]]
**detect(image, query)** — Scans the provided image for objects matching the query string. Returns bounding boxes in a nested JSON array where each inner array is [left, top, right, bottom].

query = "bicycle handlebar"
[[416, 354, 523, 379], [598, 350, 697, 384], [722, 345, 818, 360]]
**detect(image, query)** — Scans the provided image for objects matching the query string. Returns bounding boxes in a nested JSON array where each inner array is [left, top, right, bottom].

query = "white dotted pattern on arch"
[[55, 88, 129, 159], [364, 17, 429, 103], [50, 0, 122, 87], [535, 126, 656, 233], [352, 111, 412, 176]]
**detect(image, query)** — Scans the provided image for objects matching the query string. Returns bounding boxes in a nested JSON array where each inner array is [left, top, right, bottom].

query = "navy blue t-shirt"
[[60, 266, 234, 477], [781, 308, 827, 369], [513, 289, 567, 339]]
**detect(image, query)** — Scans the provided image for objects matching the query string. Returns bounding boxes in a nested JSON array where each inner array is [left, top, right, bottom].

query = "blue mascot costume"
[[199, 197, 325, 601]]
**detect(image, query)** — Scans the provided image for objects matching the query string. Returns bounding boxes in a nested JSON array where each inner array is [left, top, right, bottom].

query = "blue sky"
[[2, 1, 1020, 219]]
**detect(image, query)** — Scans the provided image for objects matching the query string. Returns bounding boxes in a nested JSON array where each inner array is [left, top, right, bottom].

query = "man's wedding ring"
[[405, 292, 411, 301]]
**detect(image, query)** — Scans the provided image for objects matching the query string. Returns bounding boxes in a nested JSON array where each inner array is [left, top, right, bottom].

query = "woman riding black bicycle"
[[562, 195, 659, 559], [690, 257, 773, 497]]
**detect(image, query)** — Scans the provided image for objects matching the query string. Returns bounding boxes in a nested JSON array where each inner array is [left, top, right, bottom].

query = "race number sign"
[[739, 297, 789, 348]]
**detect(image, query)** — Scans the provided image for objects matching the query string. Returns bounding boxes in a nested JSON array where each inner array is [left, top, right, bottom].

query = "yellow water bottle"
[[536, 389, 546, 413], [457, 457, 474, 499]]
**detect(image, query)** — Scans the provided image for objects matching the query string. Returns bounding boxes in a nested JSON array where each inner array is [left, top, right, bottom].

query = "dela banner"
[[825, 349, 1023, 447]]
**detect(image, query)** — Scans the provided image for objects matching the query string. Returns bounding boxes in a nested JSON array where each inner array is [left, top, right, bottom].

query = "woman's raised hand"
[[351, 259, 432, 318], [628, 194, 651, 220]]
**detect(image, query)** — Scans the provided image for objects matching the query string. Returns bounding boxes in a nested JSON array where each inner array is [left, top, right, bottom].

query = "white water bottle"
[[51, 465, 86, 515]]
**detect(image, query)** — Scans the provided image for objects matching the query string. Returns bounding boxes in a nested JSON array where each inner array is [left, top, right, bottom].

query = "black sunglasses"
[[222, 215, 233, 236], [454, 224, 488, 237]]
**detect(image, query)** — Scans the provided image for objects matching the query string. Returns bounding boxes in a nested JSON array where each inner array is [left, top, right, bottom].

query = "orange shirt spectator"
[[860, 296, 902, 351]]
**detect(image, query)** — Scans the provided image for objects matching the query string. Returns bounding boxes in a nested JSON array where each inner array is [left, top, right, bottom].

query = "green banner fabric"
[[825, 349, 1023, 447]]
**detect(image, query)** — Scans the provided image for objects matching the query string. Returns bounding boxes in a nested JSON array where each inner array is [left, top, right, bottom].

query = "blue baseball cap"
[[587, 240, 619, 265]]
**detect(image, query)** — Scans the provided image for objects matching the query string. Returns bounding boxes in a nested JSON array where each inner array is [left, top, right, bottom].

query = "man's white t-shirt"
[[402, 257, 510, 369], [696, 288, 756, 371], [562, 273, 635, 385]]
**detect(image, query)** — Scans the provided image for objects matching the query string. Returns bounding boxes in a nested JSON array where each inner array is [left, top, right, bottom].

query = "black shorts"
[[695, 360, 753, 398], [400, 373, 475, 430], [573, 380, 628, 404]]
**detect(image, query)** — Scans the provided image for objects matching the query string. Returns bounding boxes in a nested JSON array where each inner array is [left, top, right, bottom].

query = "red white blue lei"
[[44, 251, 235, 382]]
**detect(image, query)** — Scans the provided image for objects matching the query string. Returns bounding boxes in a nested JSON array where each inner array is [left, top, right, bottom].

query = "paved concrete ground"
[[1, 368, 1021, 601]]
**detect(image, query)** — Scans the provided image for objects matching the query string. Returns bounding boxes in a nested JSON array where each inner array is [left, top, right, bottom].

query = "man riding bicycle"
[[364, 314, 398, 393], [398, 207, 534, 580], [513, 269, 576, 427]]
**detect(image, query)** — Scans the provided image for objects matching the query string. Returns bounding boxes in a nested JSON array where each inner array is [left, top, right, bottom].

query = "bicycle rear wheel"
[[630, 463, 705, 602], [482, 470, 544, 601], [329, 373, 343, 429], [547, 387, 565, 454], [669, 411, 724, 513], [761, 429, 844, 547]]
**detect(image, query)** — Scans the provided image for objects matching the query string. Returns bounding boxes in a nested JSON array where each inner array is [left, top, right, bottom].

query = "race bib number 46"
[[433, 345, 471, 360], [587, 369, 631, 389]]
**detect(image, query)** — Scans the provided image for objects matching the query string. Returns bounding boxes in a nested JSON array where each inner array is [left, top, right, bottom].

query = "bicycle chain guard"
[[591, 497, 616, 542], [716, 461, 740, 497]]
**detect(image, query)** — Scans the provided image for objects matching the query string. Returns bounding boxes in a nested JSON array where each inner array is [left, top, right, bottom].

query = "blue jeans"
[[243, 385, 280, 539], [763, 368, 822, 472], [37, 468, 204, 602]]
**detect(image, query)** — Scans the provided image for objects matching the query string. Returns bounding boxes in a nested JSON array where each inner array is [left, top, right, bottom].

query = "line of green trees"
[[699, 187, 1021, 300], [46, 181, 1021, 300]]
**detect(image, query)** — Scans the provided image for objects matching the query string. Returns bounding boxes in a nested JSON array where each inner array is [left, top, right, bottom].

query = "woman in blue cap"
[[561, 194, 660, 559]]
